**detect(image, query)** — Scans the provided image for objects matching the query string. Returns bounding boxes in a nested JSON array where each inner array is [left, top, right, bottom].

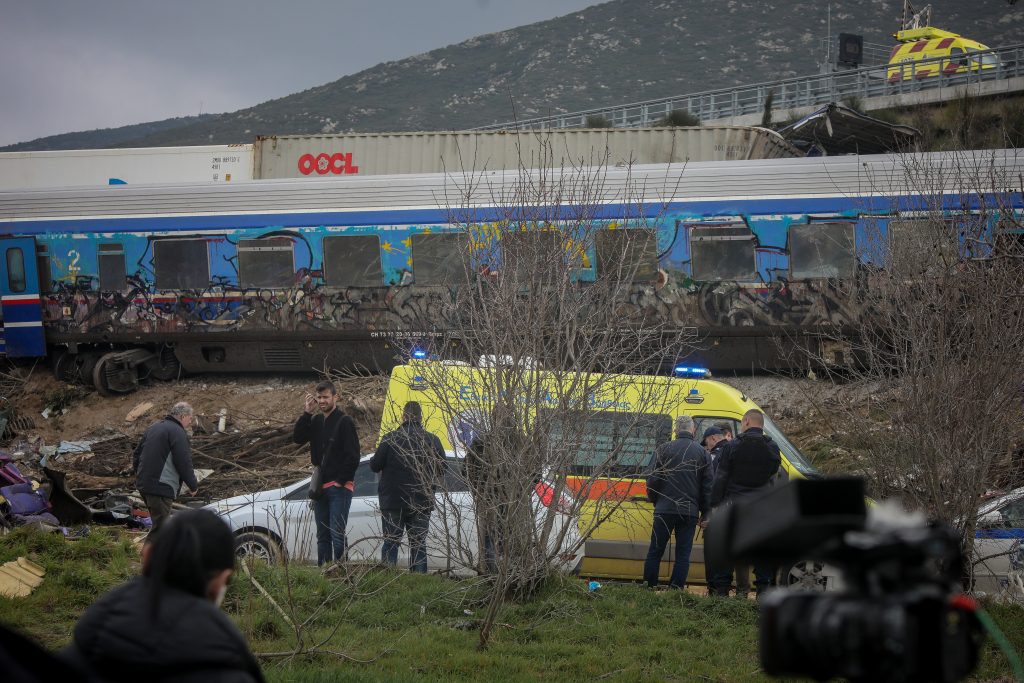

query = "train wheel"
[[92, 353, 115, 396], [52, 350, 73, 382]]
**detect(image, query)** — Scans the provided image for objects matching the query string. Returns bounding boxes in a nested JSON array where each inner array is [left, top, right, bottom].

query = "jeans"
[[381, 508, 431, 573], [643, 512, 698, 588], [709, 564, 775, 596], [313, 486, 352, 565]]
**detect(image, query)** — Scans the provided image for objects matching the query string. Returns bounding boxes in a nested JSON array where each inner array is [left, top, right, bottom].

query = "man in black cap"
[[701, 425, 730, 467]]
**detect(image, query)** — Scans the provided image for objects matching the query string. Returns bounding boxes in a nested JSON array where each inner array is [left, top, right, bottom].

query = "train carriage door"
[[0, 238, 45, 357]]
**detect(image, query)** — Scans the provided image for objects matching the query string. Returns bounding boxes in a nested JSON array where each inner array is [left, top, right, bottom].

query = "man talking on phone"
[[293, 380, 361, 566]]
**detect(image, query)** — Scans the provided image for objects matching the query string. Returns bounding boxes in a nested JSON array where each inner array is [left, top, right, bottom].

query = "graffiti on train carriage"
[[1, 151, 1018, 391], [32, 213, 876, 344]]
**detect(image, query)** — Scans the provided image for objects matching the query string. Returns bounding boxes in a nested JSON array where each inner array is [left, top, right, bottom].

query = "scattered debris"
[[125, 402, 154, 423], [0, 557, 45, 598]]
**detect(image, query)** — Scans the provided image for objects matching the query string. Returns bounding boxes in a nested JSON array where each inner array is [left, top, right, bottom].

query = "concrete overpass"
[[477, 43, 1024, 131]]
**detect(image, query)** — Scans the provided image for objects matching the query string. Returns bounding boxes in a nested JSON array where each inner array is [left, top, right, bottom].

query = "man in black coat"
[[371, 401, 446, 573], [643, 414, 714, 589], [133, 402, 198, 533], [706, 408, 782, 597], [294, 380, 361, 566]]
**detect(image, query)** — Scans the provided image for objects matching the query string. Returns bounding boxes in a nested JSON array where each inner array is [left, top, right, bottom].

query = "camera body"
[[705, 478, 984, 683]]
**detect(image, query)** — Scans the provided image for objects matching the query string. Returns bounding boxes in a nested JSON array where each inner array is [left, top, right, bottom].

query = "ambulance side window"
[[950, 47, 966, 67], [693, 417, 740, 444]]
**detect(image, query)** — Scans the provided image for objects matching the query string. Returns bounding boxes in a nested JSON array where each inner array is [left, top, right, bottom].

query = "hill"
[[5, 0, 1021, 151]]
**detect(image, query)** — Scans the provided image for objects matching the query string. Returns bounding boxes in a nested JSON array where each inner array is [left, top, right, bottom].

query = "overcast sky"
[[0, 0, 600, 146]]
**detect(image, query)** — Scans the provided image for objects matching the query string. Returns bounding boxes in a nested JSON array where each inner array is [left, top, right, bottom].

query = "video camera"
[[705, 478, 984, 683]]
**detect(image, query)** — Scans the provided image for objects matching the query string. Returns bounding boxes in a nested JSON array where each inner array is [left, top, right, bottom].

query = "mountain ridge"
[[5, 0, 1020, 151]]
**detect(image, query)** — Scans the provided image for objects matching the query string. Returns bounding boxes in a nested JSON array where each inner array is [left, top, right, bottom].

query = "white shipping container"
[[0, 144, 254, 190], [253, 127, 800, 179]]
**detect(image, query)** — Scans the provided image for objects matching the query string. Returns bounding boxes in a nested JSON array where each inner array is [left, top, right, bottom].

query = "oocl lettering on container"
[[297, 152, 360, 176]]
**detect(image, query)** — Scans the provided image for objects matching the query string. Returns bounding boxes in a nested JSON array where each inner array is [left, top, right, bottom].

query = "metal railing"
[[476, 43, 1024, 131]]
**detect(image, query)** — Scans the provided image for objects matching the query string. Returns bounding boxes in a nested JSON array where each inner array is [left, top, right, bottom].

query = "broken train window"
[[689, 224, 757, 281], [596, 228, 658, 283], [323, 235, 383, 287], [788, 223, 856, 279], [412, 232, 470, 285]]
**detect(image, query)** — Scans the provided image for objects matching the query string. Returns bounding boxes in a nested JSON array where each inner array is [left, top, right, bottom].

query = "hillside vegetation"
[[4, 0, 1020, 151]]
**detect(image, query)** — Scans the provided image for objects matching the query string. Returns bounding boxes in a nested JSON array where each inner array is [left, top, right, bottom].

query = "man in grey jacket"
[[643, 415, 714, 589], [133, 402, 199, 533]]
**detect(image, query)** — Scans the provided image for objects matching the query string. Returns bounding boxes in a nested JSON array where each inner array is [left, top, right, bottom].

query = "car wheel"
[[786, 560, 828, 591], [234, 531, 282, 565]]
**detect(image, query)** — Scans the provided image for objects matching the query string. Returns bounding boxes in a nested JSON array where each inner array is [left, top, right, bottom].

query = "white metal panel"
[[253, 127, 801, 179], [0, 150, 1019, 222], [0, 145, 254, 190]]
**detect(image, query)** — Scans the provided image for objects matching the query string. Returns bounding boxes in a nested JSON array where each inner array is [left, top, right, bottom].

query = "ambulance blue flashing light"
[[674, 365, 711, 378], [411, 348, 428, 360]]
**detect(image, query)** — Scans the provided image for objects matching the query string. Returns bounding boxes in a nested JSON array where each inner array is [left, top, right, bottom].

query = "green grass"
[[2, 526, 1023, 681]]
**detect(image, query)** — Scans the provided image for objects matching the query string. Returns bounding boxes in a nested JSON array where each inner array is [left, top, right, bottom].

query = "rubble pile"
[[0, 371, 387, 535]]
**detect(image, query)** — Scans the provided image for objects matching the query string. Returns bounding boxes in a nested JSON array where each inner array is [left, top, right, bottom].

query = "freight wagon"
[[0, 150, 1019, 394], [0, 145, 254, 190], [0, 127, 797, 190]]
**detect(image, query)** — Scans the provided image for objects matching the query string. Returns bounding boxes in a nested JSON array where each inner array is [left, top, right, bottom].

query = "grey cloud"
[[1, 0, 598, 146]]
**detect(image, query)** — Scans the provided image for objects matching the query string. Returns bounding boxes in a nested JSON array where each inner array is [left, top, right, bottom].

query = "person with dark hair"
[[133, 401, 198, 533], [465, 408, 531, 574], [294, 380, 361, 565], [61, 509, 265, 683], [371, 401, 446, 573], [706, 409, 781, 598]]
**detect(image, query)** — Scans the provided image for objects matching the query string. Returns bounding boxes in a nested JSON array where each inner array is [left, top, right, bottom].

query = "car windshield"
[[967, 49, 1000, 67], [762, 415, 819, 476]]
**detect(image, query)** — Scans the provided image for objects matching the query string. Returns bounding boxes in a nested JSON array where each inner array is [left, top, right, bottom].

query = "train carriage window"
[[596, 229, 658, 283], [789, 223, 856, 279], [888, 219, 955, 270], [323, 235, 382, 287], [412, 232, 470, 285], [153, 239, 210, 290], [6, 248, 26, 293], [36, 244, 51, 293], [502, 231, 563, 284], [689, 225, 757, 281], [237, 238, 294, 289], [994, 220, 1024, 256], [98, 243, 127, 292]]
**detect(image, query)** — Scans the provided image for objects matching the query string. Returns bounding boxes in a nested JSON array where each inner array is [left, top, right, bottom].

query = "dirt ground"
[[2, 366, 388, 501], [1, 365, 851, 503], [18, 372, 383, 444]]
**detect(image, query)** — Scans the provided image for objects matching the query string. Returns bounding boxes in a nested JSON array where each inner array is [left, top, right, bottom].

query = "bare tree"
[[385, 137, 699, 647], [791, 147, 1024, 594]]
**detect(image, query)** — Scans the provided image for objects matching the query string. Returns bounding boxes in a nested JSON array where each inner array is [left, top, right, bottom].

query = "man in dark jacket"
[[706, 408, 782, 597], [371, 401, 446, 573], [294, 380, 361, 566], [133, 402, 198, 533], [643, 415, 714, 589]]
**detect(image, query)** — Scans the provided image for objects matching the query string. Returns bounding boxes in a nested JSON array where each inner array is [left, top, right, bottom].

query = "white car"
[[974, 486, 1024, 599], [206, 452, 583, 575]]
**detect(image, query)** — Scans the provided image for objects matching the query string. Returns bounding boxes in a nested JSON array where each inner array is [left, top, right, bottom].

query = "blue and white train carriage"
[[0, 150, 1019, 393]]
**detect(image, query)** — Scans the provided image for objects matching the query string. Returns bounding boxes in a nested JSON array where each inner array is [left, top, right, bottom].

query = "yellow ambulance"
[[887, 27, 1000, 83], [378, 359, 825, 587]]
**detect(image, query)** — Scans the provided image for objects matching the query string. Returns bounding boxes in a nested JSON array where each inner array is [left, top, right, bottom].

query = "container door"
[[0, 237, 45, 357]]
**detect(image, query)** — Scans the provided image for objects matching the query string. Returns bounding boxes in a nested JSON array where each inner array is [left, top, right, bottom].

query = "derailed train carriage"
[[0, 150, 1020, 394]]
